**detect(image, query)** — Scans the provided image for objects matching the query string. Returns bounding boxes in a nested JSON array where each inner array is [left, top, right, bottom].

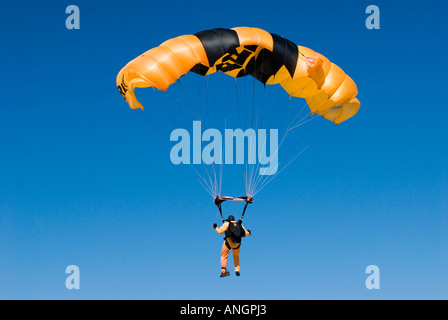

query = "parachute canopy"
[[116, 27, 361, 200], [117, 27, 360, 124]]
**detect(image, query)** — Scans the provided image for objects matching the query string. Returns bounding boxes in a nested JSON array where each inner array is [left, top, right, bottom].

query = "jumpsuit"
[[214, 220, 250, 272]]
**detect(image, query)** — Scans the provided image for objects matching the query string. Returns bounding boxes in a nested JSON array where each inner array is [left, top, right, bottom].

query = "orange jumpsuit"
[[214, 221, 250, 273]]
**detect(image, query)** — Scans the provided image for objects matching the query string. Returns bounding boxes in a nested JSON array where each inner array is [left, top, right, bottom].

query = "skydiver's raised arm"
[[214, 221, 229, 235]]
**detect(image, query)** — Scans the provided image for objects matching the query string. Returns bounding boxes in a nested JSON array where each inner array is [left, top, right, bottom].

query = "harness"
[[224, 239, 240, 250]]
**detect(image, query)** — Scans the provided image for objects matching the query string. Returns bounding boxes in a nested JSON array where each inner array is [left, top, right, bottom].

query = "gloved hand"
[[247, 229, 252, 235], [212, 223, 217, 229], [237, 219, 242, 224]]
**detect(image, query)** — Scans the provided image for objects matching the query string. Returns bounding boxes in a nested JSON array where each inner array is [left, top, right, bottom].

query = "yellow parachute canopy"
[[117, 27, 360, 124]]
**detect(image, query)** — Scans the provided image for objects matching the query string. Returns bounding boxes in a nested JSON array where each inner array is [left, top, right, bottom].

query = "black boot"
[[220, 269, 230, 277]]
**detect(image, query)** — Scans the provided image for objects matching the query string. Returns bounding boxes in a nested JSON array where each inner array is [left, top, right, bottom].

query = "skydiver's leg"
[[221, 241, 230, 274], [232, 246, 241, 273]]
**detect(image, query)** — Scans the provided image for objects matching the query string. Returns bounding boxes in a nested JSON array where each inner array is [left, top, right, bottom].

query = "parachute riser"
[[214, 195, 253, 222]]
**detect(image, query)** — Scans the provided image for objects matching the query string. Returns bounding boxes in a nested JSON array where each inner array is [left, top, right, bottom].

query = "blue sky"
[[0, 0, 447, 299]]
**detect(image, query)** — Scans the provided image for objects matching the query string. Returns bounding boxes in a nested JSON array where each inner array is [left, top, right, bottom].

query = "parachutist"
[[213, 215, 251, 277]]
